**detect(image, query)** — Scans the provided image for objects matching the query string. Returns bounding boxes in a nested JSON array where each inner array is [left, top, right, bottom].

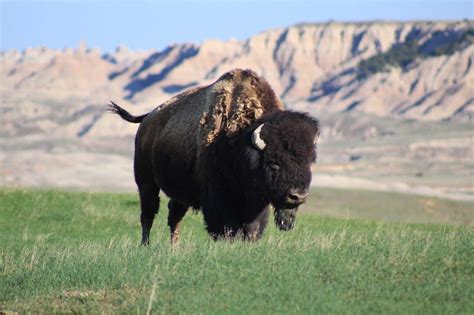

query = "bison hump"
[[199, 69, 283, 147]]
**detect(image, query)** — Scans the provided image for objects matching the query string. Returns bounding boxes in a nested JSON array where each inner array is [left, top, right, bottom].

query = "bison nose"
[[287, 189, 309, 205]]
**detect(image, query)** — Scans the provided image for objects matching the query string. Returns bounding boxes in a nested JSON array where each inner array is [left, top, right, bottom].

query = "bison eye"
[[269, 163, 280, 171]]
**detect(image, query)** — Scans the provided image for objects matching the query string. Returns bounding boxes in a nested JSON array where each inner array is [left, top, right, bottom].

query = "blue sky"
[[1, 0, 472, 52]]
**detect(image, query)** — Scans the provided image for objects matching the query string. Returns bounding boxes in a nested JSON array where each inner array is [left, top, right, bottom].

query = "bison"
[[108, 69, 319, 244]]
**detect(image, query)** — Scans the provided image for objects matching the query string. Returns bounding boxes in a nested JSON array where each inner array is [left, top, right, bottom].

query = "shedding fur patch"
[[199, 69, 282, 147]]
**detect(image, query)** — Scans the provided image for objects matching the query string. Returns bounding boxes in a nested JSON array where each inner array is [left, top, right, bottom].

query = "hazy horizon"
[[2, 0, 472, 52], [3, 19, 474, 54]]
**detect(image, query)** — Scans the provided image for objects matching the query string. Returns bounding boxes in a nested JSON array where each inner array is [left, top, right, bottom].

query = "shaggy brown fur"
[[199, 69, 284, 146]]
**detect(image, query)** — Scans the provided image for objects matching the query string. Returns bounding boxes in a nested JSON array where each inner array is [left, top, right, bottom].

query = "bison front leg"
[[167, 199, 189, 245], [243, 206, 269, 241], [201, 185, 229, 240]]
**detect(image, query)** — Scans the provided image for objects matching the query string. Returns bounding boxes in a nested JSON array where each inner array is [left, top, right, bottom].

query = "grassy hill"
[[1, 188, 473, 314], [357, 28, 474, 78]]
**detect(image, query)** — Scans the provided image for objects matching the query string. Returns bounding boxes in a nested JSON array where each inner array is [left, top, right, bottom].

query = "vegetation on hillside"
[[1, 189, 473, 313], [357, 28, 474, 79]]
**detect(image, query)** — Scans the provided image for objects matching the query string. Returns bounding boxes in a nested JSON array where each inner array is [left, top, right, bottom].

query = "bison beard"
[[108, 69, 320, 244]]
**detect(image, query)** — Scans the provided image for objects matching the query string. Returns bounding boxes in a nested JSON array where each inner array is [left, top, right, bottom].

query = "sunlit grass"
[[1, 188, 473, 314]]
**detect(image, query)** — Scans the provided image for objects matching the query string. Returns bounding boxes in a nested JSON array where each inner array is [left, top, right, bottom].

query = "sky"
[[1, 0, 472, 52]]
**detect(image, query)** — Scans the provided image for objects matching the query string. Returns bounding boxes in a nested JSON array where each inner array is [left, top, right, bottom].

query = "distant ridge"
[[1, 20, 473, 138]]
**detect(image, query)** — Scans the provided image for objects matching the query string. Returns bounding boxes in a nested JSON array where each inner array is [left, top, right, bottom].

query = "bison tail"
[[106, 101, 148, 123]]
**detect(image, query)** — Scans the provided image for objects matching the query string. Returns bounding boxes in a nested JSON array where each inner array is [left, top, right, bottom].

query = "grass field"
[[1, 188, 473, 314]]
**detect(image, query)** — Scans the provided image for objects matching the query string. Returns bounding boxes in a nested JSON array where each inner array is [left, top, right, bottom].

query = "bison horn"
[[314, 131, 320, 144], [252, 124, 266, 150]]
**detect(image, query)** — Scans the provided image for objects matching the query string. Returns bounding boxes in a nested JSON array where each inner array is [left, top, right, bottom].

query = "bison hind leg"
[[168, 199, 189, 245], [138, 183, 160, 246]]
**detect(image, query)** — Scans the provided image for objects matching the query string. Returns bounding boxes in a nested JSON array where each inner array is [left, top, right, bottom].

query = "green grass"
[[1, 188, 473, 314], [302, 187, 474, 225]]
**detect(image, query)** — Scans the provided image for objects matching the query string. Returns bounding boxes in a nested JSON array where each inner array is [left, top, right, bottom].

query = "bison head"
[[245, 111, 320, 231]]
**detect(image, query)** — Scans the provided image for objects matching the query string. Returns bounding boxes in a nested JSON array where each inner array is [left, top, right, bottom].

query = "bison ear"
[[252, 124, 266, 151]]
